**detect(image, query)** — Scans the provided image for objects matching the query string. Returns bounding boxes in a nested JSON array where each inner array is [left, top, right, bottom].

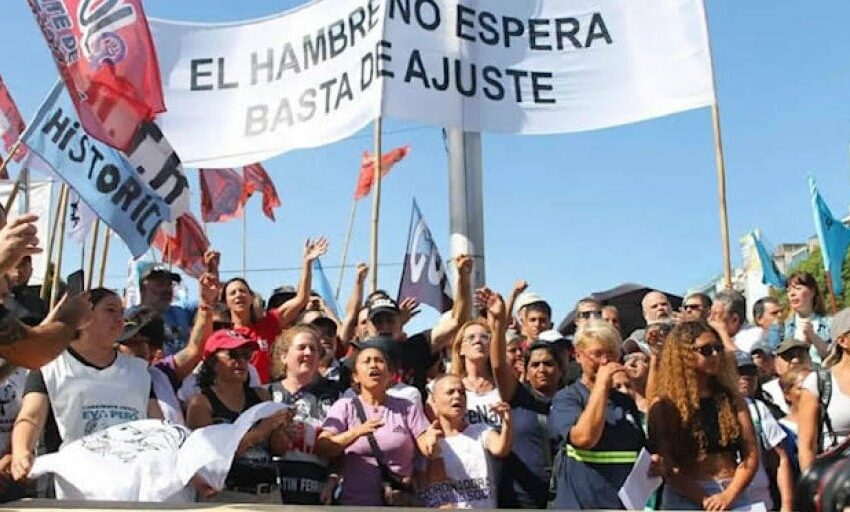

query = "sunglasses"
[[224, 348, 253, 361], [213, 321, 234, 331], [692, 342, 724, 357], [682, 304, 703, 311], [578, 310, 602, 320]]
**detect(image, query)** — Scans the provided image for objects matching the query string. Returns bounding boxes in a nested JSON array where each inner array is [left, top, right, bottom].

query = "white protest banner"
[[383, 0, 714, 133], [150, 0, 386, 168], [150, 0, 713, 168]]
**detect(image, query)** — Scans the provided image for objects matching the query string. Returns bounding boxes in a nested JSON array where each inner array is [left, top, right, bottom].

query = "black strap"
[[351, 397, 394, 482], [817, 369, 837, 450]]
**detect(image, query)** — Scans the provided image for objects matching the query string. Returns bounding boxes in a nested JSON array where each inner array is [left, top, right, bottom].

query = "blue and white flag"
[[752, 232, 786, 289], [22, 82, 171, 257], [810, 176, 850, 295], [311, 258, 340, 318], [398, 199, 453, 313]]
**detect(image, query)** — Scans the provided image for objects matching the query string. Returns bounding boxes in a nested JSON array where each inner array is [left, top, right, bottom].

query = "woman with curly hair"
[[649, 321, 760, 510]]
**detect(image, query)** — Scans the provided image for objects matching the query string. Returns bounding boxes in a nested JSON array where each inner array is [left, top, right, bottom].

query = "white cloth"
[[746, 398, 786, 509], [465, 388, 502, 428], [734, 326, 766, 354], [30, 419, 193, 502], [42, 351, 151, 447], [149, 0, 714, 168], [150, 366, 184, 426], [426, 423, 496, 509], [0, 368, 28, 453], [802, 370, 850, 447], [761, 378, 789, 415]]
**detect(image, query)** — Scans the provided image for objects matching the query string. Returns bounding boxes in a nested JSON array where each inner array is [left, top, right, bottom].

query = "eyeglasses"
[[682, 304, 703, 311], [224, 348, 253, 361], [578, 310, 602, 320], [463, 333, 491, 344], [692, 343, 724, 357], [582, 350, 614, 362]]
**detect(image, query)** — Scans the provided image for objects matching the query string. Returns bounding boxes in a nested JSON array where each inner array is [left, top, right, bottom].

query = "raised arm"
[[485, 403, 513, 457], [569, 362, 623, 449], [339, 263, 368, 345], [481, 288, 518, 402], [505, 280, 528, 326], [431, 254, 473, 353], [0, 293, 92, 370], [172, 273, 219, 382], [275, 237, 329, 328]]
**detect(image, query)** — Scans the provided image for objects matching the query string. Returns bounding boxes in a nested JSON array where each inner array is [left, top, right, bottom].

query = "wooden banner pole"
[[86, 219, 100, 289], [49, 185, 70, 309], [98, 228, 111, 288], [369, 117, 382, 294], [40, 184, 66, 300], [336, 199, 358, 301]]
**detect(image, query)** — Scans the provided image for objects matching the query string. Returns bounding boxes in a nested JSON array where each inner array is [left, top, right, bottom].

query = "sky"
[[2, 1, 850, 331]]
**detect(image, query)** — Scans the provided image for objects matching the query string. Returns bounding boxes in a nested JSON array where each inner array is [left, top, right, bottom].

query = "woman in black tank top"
[[186, 330, 292, 503], [649, 321, 760, 510]]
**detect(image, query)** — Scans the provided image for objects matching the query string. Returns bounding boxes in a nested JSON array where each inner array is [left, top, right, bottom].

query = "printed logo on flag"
[[398, 200, 452, 313]]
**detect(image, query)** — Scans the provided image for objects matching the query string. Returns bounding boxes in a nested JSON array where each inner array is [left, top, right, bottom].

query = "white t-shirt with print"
[[746, 398, 787, 509], [802, 370, 850, 447], [465, 388, 502, 428], [41, 351, 151, 447], [427, 422, 496, 509]]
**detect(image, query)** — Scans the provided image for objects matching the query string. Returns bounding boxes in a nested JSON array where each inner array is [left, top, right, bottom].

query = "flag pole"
[[49, 185, 70, 309], [701, 1, 732, 289], [369, 117, 383, 293], [242, 212, 247, 278], [98, 227, 111, 288], [0, 140, 22, 181], [40, 184, 66, 299], [86, 219, 100, 289], [1, 141, 24, 211], [336, 198, 358, 300], [825, 270, 841, 314]]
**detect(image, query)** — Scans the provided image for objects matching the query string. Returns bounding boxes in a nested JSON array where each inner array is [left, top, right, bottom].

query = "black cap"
[[267, 285, 297, 311], [140, 264, 181, 284], [350, 335, 401, 368], [368, 297, 400, 320]]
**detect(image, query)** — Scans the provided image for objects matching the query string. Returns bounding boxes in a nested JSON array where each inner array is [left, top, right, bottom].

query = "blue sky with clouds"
[[3, 1, 850, 329]]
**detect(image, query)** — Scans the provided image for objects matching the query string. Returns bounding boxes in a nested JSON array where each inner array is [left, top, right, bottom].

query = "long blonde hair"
[[450, 319, 492, 378], [653, 321, 741, 462]]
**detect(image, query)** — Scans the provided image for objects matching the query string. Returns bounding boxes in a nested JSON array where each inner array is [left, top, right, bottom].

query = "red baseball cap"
[[203, 329, 259, 361]]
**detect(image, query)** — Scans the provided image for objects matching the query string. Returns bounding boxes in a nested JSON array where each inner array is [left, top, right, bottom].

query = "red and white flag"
[[354, 145, 410, 200], [153, 213, 209, 278], [27, 0, 165, 151], [199, 168, 246, 223], [242, 163, 281, 221], [0, 75, 27, 171]]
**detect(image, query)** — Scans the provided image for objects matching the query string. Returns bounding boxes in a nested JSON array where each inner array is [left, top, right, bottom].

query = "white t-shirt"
[[746, 398, 787, 509], [40, 351, 151, 447], [802, 370, 850, 447], [762, 378, 789, 415], [734, 326, 766, 353], [422, 423, 496, 509], [465, 388, 502, 428], [0, 368, 28, 453], [149, 366, 184, 426]]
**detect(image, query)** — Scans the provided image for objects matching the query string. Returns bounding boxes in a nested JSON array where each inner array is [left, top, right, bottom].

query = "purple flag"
[[398, 200, 452, 313]]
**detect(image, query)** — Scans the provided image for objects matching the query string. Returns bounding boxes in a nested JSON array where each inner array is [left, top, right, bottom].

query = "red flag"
[[242, 163, 281, 221], [153, 213, 210, 278], [27, 0, 165, 151], [354, 145, 411, 200], [199, 168, 246, 223], [0, 75, 28, 167]]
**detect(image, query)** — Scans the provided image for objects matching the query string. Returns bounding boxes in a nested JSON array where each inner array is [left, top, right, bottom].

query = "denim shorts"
[[661, 478, 755, 510]]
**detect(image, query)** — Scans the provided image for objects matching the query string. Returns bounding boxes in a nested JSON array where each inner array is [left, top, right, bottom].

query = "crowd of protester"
[[0, 206, 849, 510]]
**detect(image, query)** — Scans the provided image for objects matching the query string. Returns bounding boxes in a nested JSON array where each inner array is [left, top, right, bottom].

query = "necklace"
[[463, 376, 493, 394]]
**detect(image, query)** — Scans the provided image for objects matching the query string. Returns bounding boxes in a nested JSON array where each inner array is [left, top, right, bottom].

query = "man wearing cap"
[[130, 263, 194, 357], [514, 291, 553, 343], [762, 338, 812, 415]]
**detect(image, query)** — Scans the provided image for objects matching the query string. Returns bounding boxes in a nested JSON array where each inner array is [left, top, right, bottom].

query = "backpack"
[[816, 368, 838, 453]]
